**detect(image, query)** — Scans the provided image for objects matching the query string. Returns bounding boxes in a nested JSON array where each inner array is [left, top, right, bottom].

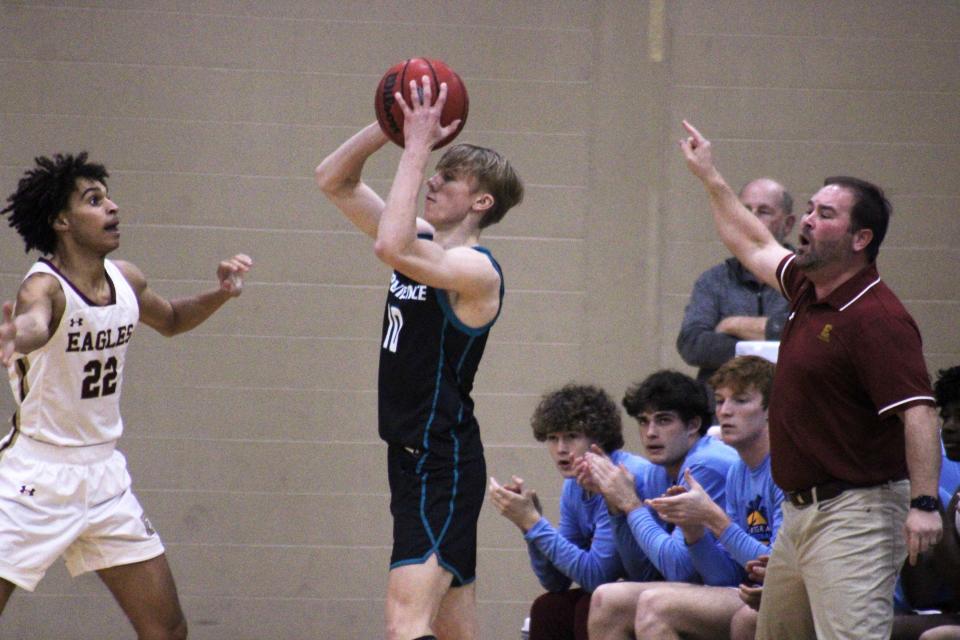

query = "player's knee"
[[385, 608, 427, 640], [730, 605, 758, 640], [587, 583, 629, 629], [634, 588, 669, 631], [585, 584, 608, 626]]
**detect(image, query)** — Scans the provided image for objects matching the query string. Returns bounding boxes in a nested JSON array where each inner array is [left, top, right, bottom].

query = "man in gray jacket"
[[676, 178, 794, 382]]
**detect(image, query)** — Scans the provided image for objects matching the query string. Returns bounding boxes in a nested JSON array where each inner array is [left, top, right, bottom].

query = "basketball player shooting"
[[315, 74, 523, 640], [0, 152, 251, 638]]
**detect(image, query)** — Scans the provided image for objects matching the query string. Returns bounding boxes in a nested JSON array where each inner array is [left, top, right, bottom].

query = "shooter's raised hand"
[[396, 76, 461, 151]]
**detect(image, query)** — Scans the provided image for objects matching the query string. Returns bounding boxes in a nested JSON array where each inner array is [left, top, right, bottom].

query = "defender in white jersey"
[[12, 258, 137, 446], [0, 152, 252, 639]]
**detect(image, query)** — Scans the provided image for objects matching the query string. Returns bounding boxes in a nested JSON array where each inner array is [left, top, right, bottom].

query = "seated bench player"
[[489, 384, 652, 640], [628, 356, 783, 640], [583, 370, 739, 640]]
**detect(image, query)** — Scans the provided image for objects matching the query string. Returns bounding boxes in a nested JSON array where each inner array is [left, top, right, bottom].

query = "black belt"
[[785, 480, 859, 508]]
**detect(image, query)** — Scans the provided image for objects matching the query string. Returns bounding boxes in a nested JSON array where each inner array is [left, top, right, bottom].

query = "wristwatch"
[[909, 495, 940, 512]]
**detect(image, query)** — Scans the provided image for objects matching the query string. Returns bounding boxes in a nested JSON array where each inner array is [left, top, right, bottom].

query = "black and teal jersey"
[[377, 245, 503, 459]]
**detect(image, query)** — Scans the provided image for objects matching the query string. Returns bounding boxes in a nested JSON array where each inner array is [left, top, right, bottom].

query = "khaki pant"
[[756, 480, 909, 640]]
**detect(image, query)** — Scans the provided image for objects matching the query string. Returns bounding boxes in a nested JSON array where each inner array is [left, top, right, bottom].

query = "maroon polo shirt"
[[768, 255, 935, 491]]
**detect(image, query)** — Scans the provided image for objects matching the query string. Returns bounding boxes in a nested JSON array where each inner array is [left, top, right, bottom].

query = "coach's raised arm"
[[678, 120, 790, 292]]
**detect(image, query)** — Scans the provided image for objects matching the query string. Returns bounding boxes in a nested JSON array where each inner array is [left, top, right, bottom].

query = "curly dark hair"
[[530, 384, 624, 453], [622, 370, 712, 436], [934, 366, 960, 412], [2, 152, 109, 255]]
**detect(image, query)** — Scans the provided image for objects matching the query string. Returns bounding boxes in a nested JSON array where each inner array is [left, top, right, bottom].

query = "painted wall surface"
[[0, 1, 956, 638]]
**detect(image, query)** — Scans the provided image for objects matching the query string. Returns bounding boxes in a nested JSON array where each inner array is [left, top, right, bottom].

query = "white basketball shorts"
[[0, 433, 164, 591]]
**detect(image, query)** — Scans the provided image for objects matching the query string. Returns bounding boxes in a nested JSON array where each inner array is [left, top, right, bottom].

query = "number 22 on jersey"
[[81, 356, 118, 399]]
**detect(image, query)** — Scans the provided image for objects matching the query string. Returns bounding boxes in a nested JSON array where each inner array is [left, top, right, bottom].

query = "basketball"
[[375, 57, 469, 149]]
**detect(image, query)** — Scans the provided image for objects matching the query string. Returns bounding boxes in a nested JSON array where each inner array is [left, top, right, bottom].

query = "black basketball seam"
[[426, 59, 452, 149], [425, 59, 441, 109], [382, 73, 401, 134], [453, 71, 468, 125], [396, 58, 413, 138], [378, 60, 404, 138], [399, 58, 411, 112]]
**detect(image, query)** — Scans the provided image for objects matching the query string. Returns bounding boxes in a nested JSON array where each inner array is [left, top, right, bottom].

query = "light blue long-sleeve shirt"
[[612, 435, 738, 582], [687, 454, 784, 586], [939, 447, 960, 507], [525, 449, 653, 592]]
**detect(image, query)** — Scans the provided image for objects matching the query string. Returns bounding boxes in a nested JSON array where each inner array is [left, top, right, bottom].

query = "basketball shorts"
[[0, 433, 165, 591], [387, 443, 486, 587]]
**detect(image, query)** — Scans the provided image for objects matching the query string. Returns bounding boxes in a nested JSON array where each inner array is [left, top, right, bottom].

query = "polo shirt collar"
[[817, 262, 882, 310]]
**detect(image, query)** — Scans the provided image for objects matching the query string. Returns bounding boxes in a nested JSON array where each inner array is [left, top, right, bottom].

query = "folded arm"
[[676, 272, 739, 370]]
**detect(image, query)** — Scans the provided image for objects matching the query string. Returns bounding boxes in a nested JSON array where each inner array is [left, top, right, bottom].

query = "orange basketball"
[[374, 57, 469, 149]]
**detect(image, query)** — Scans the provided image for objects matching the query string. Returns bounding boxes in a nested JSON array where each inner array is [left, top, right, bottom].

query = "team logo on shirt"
[[817, 323, 833, 343], [745, 495, 772, 543], [19, 485, 36, 497]]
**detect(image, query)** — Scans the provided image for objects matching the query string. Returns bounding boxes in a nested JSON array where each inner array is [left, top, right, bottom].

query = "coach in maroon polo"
[[678, 120, 942, 640]]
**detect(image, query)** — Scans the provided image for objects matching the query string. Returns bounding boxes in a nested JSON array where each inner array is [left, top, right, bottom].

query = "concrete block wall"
[[0, 1, 956, 637]]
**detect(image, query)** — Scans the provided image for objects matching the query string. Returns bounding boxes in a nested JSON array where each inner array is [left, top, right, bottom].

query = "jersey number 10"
[[383, 305, 404, 353]]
